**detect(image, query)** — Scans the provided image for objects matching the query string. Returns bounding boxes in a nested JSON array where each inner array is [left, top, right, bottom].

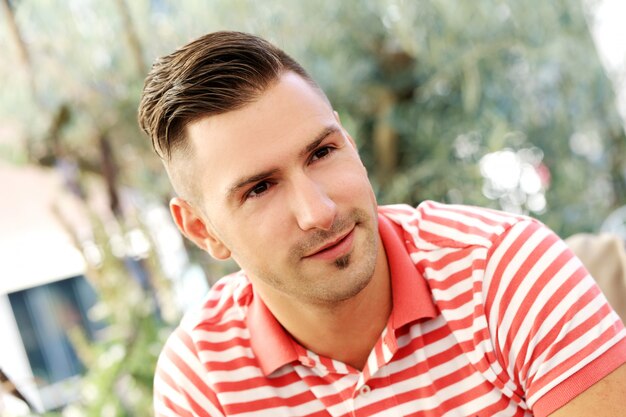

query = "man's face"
[[182, 72, 380, 306]]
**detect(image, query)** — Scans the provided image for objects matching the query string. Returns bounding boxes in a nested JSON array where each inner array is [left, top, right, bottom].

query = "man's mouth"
[[303, 227, 356, 261]]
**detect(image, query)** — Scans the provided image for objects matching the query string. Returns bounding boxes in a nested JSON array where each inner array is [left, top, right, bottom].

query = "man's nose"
[[290, 175, 337, 231]]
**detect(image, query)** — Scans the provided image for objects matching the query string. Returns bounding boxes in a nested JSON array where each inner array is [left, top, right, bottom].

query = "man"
[[138, 31, 626, 416]]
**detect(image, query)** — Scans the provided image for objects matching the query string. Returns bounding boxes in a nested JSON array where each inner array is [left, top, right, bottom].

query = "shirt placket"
[[350, 324, 403, 417], [293, 346, 357, 417]]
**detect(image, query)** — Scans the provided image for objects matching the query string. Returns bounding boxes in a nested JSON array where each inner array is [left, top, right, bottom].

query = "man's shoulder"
[[379, 200, 532, 250], [157, 270, 252, 367], [176, 270, 251, 334], [154, 271, 254, 400]]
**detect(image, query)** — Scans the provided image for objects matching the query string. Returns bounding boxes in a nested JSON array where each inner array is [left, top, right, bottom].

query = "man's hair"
[[138, 31, 317, 161]]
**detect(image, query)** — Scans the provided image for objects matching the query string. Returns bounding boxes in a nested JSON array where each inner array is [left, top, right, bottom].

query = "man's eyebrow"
[[299, 125, 341, 158], [227, 168, 279, 201], [226, 125, 341, 201]]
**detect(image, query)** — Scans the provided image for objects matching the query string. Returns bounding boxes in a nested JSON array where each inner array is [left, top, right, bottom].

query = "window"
[[8, 276, 103, 386]]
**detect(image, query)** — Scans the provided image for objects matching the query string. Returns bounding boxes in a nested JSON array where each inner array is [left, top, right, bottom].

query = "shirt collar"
[[377, 213, 437, 329], [246, 287, 299, 376], [246, 209, 437, 376]]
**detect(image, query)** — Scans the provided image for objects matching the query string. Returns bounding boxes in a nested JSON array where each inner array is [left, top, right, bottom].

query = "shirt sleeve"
[[482, 219, 626, 417], [154, 327, 226, 417]]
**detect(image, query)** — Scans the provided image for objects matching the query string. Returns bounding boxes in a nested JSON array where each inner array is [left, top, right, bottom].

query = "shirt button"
[[359, 385, 371, 396]]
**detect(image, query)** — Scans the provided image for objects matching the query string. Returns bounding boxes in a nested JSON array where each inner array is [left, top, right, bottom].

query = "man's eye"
[[246, 182, 270, 199], [311, 146, 333, 161]]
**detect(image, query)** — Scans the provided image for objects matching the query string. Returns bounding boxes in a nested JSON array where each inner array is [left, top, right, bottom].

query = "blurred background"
[[1, 0, 625, 416]]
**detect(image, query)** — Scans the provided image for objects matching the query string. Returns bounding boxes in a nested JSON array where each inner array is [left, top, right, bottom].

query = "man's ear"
[[169, 197, 231, 260]]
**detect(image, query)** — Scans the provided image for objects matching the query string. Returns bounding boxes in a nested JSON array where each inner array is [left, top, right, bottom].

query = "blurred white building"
[[0, 162, 97, 413], [0, 161, 207, 414]]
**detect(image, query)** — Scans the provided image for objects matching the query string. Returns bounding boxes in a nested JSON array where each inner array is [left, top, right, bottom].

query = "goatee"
[[334, 254, 351, 270]]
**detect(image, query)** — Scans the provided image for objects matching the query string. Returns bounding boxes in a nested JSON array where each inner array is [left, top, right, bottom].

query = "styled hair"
[[138, 31, 317, 161]]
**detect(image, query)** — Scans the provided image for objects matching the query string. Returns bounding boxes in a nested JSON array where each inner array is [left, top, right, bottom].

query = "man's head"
[[138, 32, 382, 307], [138, 31, 321, 201]]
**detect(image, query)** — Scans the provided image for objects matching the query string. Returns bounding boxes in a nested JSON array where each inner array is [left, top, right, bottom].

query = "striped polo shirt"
[[154, 201, 626, 417]]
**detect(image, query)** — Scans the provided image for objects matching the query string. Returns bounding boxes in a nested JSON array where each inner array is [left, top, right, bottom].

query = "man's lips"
[[303, 227, 355, 261]]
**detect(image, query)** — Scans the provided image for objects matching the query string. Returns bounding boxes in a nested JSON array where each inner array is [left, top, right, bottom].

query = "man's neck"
[[257, 235, 391, 371]]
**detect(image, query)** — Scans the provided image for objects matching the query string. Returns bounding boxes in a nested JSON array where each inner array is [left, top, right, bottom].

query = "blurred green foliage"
[[2, 0, 624, 237], [1, 0, 625, 415]]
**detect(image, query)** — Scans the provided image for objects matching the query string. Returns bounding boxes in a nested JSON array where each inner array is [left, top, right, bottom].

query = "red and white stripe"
[[154, 201, 626, 417]]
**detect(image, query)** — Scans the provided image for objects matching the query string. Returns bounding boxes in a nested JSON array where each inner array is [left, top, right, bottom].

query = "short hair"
[[138, 31, 317, 161]]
